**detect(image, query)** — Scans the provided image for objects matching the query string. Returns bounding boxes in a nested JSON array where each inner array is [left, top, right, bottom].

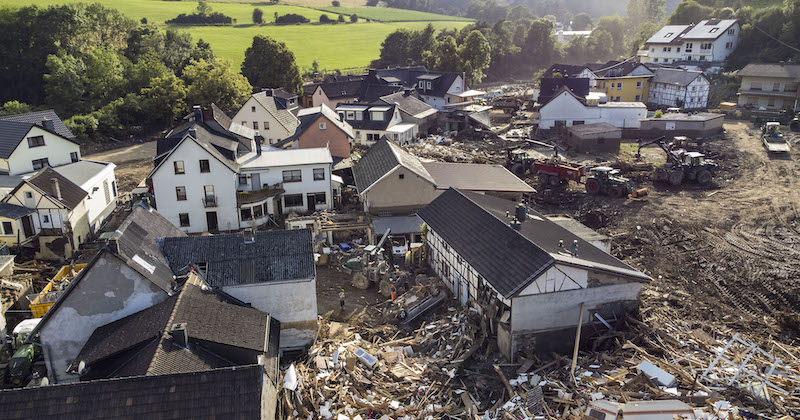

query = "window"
[[338, 112, 345, 120], [239, 175, 248, 186], [242, 121, 247, 126], [685, 43, 693, 52], [725, 42, 733, 49], [25, 192, 32, 199], [103, 180, 111, 204], [573, 120, 584, 125], [355, 131, 361, 139], [371, 112, 384, 121], [773, 83, 781, 92], [284, 194, 303, 207], [346, 111, 355, 119], [32, 158, 49, 170], [174, 161, 185, 174], [665, 32, 673, 37], [241, 207, 252, 220], [750, 81, 762, 91], [42, 215, 50, 224], [199, 159, 210, 173], [27, 136, 45, 148], [253, 205, 263, 218], [251, 106, 256, 112], [617, 83, 622, 91], [636, 81, 642, 89], [111, 181, 117, 198], [253, 121, 259, 130], [398, 173, 405, 180], [728, 28, 735, 35], [179, 213, 190, 227], [709, 27, 719, 33], [677, 47, 681, 52], [426, 81, 431, 89], [264, 121, 269, 130], [319, 122, 327, 130], [610, 82, 615, 89], [313, 192, 326, 204], [366, 133, 378, 142], [2, 221, 12, 235], [701, 43, 712, 50], [313, 168, 325, 180], [70, 152, 79, 163], [635, 95, 641, 101], [204, 185, 214, 199], [176, 186, 187, 201], [786, 83, 798, 92], [282, 170, 302, 183], [768, 97, 776, 107], [653, 58, 659, 63]]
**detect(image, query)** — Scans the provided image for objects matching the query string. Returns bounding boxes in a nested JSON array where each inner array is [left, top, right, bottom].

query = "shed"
[[566, 123, 622, 153], [639, 112, 724, 137]]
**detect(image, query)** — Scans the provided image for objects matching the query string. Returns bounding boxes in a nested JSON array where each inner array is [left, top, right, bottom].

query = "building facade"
[[538, 89, 647, 129], [643, 19, 740, 70], [737, 63, 800, 111], [648, 68, 710, 109], [232, 89, 300, 145]]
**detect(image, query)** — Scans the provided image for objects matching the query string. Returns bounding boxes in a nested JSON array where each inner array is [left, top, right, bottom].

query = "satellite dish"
[[78, 360, 86, 376], [40, 377, 49, 387]]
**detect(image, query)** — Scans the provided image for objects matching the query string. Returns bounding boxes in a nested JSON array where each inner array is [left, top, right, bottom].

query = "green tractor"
[[8, 343, 39, 387], [584, 167, 635, 198]]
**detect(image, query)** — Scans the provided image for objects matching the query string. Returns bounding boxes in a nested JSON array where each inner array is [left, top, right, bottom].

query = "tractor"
[[506, 143, 584, 188], [637, 137, 717, 186], [505, 148, 536, 178], [584, 167, 635, 198]]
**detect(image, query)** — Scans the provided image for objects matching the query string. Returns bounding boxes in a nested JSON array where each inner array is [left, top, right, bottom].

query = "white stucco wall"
[[5, 126, 80, 176], [232, 96, 299, 145], [222, 278, 317, 324], [240, 162, 333, 215], [151, 139, 238, 233], [37, 254, 167, 383], [77, 163, 118, 231]]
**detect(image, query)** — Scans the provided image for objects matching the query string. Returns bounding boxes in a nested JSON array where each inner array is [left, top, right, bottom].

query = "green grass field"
[[314, 6, 471, 22], [6, 0, 470, 70]]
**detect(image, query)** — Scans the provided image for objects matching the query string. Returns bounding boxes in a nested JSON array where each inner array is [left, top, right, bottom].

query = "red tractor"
[[506, 148, 585, 188]]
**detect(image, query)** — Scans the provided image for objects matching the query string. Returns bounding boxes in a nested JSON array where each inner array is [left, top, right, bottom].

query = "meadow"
[[7, 0, 471, 70]]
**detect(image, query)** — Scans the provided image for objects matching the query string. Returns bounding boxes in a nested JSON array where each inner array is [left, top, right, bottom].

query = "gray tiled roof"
[[24, 167, 87, 210], [319, 79, 365, 99], [352, 138, 434, 192], [418, 189, 649, 298], [52, 160, 112, 188], [421, 162, 535, 193], [0, 202, 34, 219], [0, 364, 268, 420], [0, 121, 35, 159], [543, 64, 590, 78], [153, 123, 240, 176], [157, 229, 315, 287], [0, 109, 75, 139], [377, 92, 436, 118], [652, 68, 704, 86], [738, 63, 800, 80], [252, 91, 300, 132]]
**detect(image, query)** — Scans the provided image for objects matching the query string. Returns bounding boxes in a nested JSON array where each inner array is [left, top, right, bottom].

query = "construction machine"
[[791, 113, 800, 132], [762, 122, 790, 153], [637, 136, 717, 186], [342, 228, 395, 290], [505, 141, 585, 187], [584, 167, 635, 198]]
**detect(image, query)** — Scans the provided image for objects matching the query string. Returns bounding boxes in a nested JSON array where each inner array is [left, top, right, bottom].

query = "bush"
[[366, 0, 379, 5], [275, 13, 310, 24], [65, 114, 100, 140], [332, 0, 340, 5], [654, 110, 663, 118], [350, 14, 358, 22], [166, 12, 235, 25], [338, 14, 345, 22], [253, 8, 264, 24], [320, 14, 332, 23]]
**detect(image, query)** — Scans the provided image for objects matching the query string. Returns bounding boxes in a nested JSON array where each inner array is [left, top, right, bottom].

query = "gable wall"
[[296, 115, 351, 160], [232, 97, 298, 145], [362, 166, 439, 215], [7, 126, 80, 176]]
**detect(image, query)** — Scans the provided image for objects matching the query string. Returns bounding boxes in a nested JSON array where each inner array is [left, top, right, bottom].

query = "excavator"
[[636, 136, 717, 186], [342, 228, 395, 290]]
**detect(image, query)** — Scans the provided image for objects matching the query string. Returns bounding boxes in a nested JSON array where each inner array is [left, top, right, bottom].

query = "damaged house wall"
[[221, 277, 317, 325], [363, 167, 439, 216], [36, 252, 167, 383]]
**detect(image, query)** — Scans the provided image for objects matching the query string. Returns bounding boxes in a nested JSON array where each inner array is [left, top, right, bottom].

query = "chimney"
[[558, 240, 565, 251], [255, 134, 264, 156], [570, 240, 579, 256], [192, 105, 202, 122], [41, 119, 55, 132], [171, 323, 188, 348], [265, 89, 273, 97], [51, 177, 62, 201], [510, 218, 522, 231], [515, 203, 526, 222]]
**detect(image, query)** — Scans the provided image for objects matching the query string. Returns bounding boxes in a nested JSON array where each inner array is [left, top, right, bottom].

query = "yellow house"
[[596, 75, 653, 103]]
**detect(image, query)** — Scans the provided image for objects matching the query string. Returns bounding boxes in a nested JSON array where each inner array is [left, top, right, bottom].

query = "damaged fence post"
[[570, 302, 585, 385]]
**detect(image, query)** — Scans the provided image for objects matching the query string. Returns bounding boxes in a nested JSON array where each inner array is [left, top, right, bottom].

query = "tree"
[[350, 14, 358, 22], [409, 24, 436, 65], [127, 53, 171, 94], [459, 30, 491, 84], [372, 29, 412, 68], [338, 14, 345, 22], [431, 36, 461, 72], [543, 15, 556, 23], [572, 13, 592, 31], [141, 73, 187, 125], [668, 0, 714, 25], [196, 0, 213, 16], [0, 101, 32, 116], [366, 0, 378, 5], [183, 58, 251, 112], [626, 0, 666, 30], [332, 0, 341, 5], [320, 14, 332, 23], [253, 8, 264, 24], [241, 35, 303, 93], [509, 5, 532, 22], [595, 16, 625, 56], [524, 18, 556, 71], [628, 21, 660, 56]]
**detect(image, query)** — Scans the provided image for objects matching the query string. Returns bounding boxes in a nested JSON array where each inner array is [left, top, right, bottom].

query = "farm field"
[[7, 0, 470, 70]]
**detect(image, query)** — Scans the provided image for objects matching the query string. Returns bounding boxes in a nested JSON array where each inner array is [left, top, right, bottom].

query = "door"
[[21, 216, 34, 238], [206, 211, 218, 232], [251, 173, 261, 191], [457, 274, 469, 305], [307, 194, 316, 212]]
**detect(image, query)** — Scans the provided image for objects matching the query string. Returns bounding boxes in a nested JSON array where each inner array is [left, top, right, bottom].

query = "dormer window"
[[346, 111, 355, 120], [709, 28, 719, 33], [665, 32, 673, 37], [371, 111, 384, 121], [338, 112, 345, 120], [426, 81, 432, 89]]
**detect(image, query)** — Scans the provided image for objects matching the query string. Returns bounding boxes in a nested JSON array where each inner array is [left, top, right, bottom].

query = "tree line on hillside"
[[384, 0, 629, 23], [0, 3, 305, 143]]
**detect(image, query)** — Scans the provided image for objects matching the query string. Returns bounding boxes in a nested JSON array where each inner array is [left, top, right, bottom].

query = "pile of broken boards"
[[281, 307, 491, 419]]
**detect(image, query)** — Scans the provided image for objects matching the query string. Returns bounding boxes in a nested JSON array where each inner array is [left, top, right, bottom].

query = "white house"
[[538, 88, 647, 129], [336, 103, 418, 146], [648, 68, 710, 110], [52, 160, 117, 232], [643, 19, 740, 71], [418, 189, 650, 359], [0, 110, 81, 176], [232, 89, 300, 145], [149, 111, 335, 234]]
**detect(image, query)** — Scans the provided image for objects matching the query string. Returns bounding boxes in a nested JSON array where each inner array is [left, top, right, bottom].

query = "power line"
[[753, 24, 800, 54]]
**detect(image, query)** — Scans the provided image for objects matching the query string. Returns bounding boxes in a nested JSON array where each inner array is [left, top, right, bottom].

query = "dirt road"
[[85, 141, 156, 194]]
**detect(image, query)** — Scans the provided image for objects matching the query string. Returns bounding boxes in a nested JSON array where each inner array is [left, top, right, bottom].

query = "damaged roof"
[[376, 91, 437, 119], [157, 229, 315, 287], [418, 189, 649, 298], [421, 162, 535, 194], [352, 138, 435, 193], [18, 167, 87, 210], [0, 364, 268, 419], [251, 90, 301, 133]]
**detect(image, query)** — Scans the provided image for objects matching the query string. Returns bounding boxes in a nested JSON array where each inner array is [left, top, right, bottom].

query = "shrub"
[[275, 13, 310, 24], [253, 8, 264, 24], [654, 110, 663, 118], [350, 14, 358, 22], [166, 12, 235, 25], [366, 0, 379, 5], [65, 114, 100, 140], [338, 14, 345, 22], [320, 14, 332, 23], [332, 0, 340, 5]]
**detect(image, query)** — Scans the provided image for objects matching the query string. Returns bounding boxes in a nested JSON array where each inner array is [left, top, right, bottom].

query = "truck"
[[762, 122, 790, 153], [505, 148, 585, 188]]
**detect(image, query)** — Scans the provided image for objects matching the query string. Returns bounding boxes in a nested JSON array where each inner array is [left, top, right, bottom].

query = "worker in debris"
[[339, 290, 345, 312], [390, 282, 397, 301]]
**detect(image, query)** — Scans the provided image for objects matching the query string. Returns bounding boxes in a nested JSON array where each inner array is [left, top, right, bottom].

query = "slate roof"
[[360, 84, 404, 103], [421, 162, 535, 193], [682, 19, 738, 40], [0, 202, 34, 219], [416, 72, 459, 98], [0, 175, 21, 189], [0, 109, 75, 139], [352, 138, 434, 192], [377, 91, 437, 119], [543, 64, 591, 78], [591, 60, 648, 78], [112, 204, 187, 293], [652, 68, 705, 86], [645, 24, 692, 45], [319, 79, 365, 99], [75, 274, 272, 379], [152, 123, 240, 176], [340, 104, 398, 131], [539, 79, 589, 105], [22, 167, 87, 210], [157, 229, 315, 287], [277, 104, 354, 147], [418, 189, 649, 298], [0, 364, 267, 420], [251, 90, 301, 132], [738, 63, 800, 80], [0, 121, 37, 159]]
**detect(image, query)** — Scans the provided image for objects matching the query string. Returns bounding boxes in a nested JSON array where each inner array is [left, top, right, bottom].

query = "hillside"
[[8, 0, 471, 70]]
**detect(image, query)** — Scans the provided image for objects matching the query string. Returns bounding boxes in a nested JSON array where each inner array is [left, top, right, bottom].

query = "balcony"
[[202, 195, 217, 208], [237, 183, 284, 206]]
